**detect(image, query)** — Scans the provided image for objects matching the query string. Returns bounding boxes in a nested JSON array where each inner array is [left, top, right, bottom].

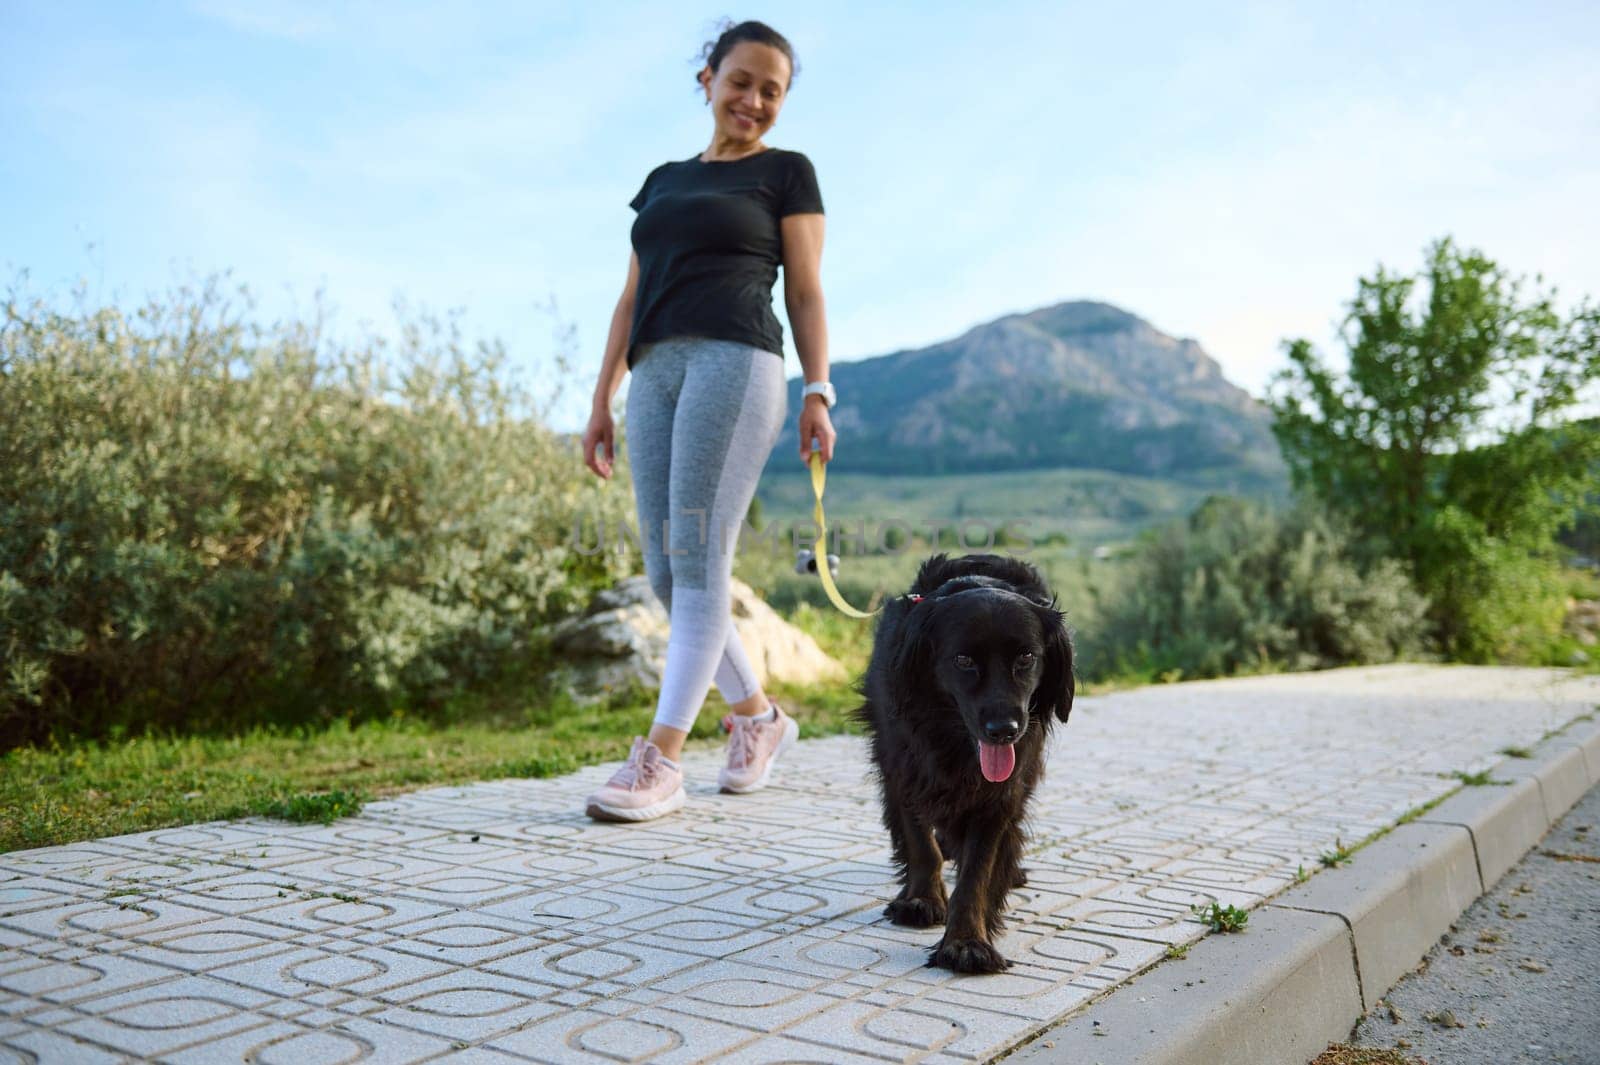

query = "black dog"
[[853, 551, 1074, 973]]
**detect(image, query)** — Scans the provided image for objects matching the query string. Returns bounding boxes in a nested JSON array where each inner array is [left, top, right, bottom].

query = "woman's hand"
[[583, 406, 616, 480], [798, 396, 836, 465]]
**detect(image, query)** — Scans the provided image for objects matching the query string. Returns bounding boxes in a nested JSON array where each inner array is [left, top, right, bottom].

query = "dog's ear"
[[1032, 606, 1076, 724], [886, 600, 939, 712]]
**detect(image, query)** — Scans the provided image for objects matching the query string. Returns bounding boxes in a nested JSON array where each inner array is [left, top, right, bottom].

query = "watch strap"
[[802, 381, 836, 407]]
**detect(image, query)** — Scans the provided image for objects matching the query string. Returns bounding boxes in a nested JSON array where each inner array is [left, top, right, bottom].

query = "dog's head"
[[888, 585, 1075, 782]]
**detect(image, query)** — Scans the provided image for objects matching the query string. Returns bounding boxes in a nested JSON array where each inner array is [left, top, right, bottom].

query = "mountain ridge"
[[771, 299, 1283, 483]]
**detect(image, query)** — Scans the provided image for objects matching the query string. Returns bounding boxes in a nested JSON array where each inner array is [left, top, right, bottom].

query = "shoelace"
[[629, 758, 659, 792], [610, 743, 660, 792], [726, 717, 764, 770]]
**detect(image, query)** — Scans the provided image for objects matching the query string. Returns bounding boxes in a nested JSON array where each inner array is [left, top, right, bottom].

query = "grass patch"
[[0, 598, 873, 853], [1450, 768, 1507, 787], [1190, 901, 1249, 933], [1392, 789, 1459, 828], [1326, 786, 1464, 865], [1539, 709, 1595, 742], [1498, 745, 1533, 758], [1164, 942, 1190, 960], [251, 790, 366, 825]]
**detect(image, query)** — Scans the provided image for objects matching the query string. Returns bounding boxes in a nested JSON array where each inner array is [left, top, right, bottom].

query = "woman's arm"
[[782, 212, 834, 463], [782, 213, 827, 386], [592, 251, 641, 414], [583, 251, 641, 480]]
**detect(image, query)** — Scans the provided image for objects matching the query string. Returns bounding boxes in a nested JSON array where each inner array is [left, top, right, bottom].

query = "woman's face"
[[700, 41, 791, 147]]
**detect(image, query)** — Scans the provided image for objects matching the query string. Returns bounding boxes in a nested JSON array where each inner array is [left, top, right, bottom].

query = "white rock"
[[539, 575, 846, 704]]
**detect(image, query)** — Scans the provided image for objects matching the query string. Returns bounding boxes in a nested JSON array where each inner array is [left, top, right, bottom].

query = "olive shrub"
[[0, 277, 636, 743]]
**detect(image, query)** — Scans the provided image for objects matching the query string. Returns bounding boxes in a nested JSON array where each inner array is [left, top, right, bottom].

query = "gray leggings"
[[625, 336, 788, 733]]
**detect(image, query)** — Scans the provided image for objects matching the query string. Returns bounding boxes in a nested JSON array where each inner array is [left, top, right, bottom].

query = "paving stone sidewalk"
[[2, 664, 1597, 1064]]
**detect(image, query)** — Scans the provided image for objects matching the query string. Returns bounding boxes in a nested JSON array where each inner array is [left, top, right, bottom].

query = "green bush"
[[1411, 441, 1578, 662], [0, 276, 638, 744], [1081, 497, 1430, 682], [1268, 237, 1600, 662]]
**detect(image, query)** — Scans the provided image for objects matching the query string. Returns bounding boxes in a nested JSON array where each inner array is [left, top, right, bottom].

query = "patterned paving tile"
[[1, 664, 1595, 1062]]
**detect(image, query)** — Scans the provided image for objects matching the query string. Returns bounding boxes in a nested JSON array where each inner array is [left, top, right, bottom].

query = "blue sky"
[[4, 1, 1597, 435]]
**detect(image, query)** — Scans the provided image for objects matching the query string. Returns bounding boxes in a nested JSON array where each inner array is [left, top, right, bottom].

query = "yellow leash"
[[807, 451, 879, 619]]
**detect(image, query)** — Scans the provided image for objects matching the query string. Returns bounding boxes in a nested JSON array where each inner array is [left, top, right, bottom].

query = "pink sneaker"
[[585, 737, 686, 822], [719, 703, 800, 794]]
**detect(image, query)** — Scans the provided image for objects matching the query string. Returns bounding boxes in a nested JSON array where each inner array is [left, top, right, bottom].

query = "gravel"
[[1339, 781, 1600, 1065]]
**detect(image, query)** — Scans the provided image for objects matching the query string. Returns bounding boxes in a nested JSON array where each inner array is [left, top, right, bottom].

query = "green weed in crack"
[[1319, 839, 1355, 868], [1449, 769, 1506, 787], [1190, 902, 1249, 933]]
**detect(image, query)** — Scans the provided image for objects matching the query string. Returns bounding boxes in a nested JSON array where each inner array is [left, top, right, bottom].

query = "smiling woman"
[[578, 18, 834, 824]]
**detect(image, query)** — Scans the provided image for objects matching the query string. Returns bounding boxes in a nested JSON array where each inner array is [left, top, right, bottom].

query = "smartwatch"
[[802, 380, 837, 408]]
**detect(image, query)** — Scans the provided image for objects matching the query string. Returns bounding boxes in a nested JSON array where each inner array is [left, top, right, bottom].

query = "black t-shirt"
[[627, 147, 824, 369]]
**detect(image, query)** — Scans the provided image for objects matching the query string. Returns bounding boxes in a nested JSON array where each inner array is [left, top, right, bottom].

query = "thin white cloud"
[[187, 0, 336, 41]]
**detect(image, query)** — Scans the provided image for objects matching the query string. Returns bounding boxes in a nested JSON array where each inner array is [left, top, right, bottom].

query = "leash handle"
[[808, 451, 879, 618]]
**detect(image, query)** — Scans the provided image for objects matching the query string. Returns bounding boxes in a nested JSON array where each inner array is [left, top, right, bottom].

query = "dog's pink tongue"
[[979, 742, 1015, 783]]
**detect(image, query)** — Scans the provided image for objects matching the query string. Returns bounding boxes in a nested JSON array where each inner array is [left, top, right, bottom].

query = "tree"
[[1267, 237, 1600, 659]]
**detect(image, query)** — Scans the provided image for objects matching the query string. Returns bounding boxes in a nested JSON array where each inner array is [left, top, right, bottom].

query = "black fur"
[[852, 552, 1075, 974]]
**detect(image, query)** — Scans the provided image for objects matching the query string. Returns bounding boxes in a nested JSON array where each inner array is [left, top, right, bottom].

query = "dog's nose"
[[982, 719, 1022, 744]]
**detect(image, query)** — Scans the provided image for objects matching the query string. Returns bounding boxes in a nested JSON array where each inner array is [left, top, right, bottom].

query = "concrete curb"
[[1005, 908, 1360, 1065], [1579, 724, 1600, 780], [1276, 821, 1479, 1012], [1415, 775, 1546, 889], [1418, 733, 1593, 887], [1005, 714, 1600, 1065], [1500, 737, 1593, 825]]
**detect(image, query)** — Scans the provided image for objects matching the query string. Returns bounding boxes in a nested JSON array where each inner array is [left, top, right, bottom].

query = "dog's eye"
[[1014, 653, 1036, 671], [954, 654, 976, 671]]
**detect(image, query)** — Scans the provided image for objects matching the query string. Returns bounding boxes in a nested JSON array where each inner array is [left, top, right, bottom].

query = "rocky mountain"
[[769, 300, 1285, 481]]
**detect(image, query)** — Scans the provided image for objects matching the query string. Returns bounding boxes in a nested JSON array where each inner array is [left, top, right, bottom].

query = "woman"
[[580, 19, 836, 822]]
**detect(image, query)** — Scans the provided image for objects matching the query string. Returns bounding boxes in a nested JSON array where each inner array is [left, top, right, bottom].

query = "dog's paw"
[[927, 936, 1012, 974], [885, 896, 946, 928]]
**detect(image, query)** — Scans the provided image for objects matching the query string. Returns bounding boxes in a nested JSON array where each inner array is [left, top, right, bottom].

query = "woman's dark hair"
[[695, 19, 798, 92]]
